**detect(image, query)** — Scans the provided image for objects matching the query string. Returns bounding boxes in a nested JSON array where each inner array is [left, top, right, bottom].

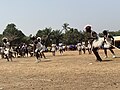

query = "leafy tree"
[[98, 30, 120, 37], [36, 27, 52, 46], [62, 23, 70, 33], [36, 27, 52, 37], [50, 30, 63, 45], [0, 34, 3, 46], [2, 23, 120, 47], [109, 30, 120, 36], [2, 23, 26, 45], [63, 28, 83, 45]]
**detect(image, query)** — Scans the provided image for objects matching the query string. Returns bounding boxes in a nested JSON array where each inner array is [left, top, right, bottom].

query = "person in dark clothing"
[[84, 25, 102, 62]]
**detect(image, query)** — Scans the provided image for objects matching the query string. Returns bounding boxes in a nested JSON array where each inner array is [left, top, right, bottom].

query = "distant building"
[[114, 36, 120, 48], [98, 36, 120, 48]]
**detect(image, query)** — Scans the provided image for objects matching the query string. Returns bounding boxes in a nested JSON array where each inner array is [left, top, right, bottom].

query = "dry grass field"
[[0, 49, 120, 90]]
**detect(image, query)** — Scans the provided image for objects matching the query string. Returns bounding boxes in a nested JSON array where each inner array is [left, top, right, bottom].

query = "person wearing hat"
[[2, 37, 12, 61], [84, 25, 102, 62], [34, 37, 43, 62], [2, 37, 10, 49], [103, 30, 116, 58]]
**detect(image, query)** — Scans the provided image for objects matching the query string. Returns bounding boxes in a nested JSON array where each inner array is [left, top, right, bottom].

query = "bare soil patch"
[[0, 49, 120, 90]]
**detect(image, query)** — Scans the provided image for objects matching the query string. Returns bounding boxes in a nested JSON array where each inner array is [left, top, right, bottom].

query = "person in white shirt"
[[2, 37, 12, 61], [51, 44, 56, 56], [103, 30, 116, 58], [77, 43, 82, 55], [34, 37, 43, 62], [59, 43, 63, 55]]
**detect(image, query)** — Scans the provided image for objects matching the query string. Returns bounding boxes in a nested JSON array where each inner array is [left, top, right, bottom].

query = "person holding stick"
[[103, 30, 116, 58]]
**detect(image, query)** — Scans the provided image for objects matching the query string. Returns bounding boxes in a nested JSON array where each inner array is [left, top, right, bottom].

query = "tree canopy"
[[2, 23, 27, 45], [1, 23, 120, 46]]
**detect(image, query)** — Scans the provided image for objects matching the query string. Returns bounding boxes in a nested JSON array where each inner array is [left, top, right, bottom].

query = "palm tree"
[[51, 30, 63, 46], [36, 27, 52, 47], [62, 23, 70, 33]]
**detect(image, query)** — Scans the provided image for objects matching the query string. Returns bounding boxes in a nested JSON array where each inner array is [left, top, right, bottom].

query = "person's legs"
[[109, 48, 116, 58], [83, 48, 86, 54], [35, 50, 40, 63], [52, 51, 55, 56], [42, 52, 46, 58], [79, 50, 82, 55], [104, 48, 108, 58], [92, 47, 102, 61]]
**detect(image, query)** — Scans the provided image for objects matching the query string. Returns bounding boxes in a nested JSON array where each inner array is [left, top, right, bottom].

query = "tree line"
[[0, 23, 120, 47]]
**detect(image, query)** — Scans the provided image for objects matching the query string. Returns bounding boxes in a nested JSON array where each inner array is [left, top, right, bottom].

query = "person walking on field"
[[34, 37, 43, 63], [103, 30, 116, 58], [77, 43, 82, 55], [51, 44, 56, 56], [84, 25, 102, 62], [59, 43, 63, 55], [2, 37, 13, 61]]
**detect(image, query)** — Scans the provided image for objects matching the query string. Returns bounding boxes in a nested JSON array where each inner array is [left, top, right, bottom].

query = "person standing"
[[2, 37, 12, 61], [51, 44, 56, 56], [34, 37, 43, 62], [59, 43, 63, 55], [77, 43, 82, 55]]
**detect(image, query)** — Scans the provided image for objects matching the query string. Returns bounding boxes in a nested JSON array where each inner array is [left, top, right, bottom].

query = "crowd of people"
[[0, 25, 117, 62]]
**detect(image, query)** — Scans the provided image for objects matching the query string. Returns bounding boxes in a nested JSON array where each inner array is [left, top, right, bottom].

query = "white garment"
[[77, 46, 81, 51], [103, 41, 111, 48], [59, 46, 63, 50], [92, 38, 104, 48], [4, 42, 10, 49], [4, 48, 9, 55], [51, 47, 56, 52], [81, 45, 86, 49], [35, 42, 43, 52], [42, 45, 46, 52], [88, 43, 92, 49]]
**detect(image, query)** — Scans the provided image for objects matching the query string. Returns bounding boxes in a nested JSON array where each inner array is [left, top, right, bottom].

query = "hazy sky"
[[0, 0, 120, 36]]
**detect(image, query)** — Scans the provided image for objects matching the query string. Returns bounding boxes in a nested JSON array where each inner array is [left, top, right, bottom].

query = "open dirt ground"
[[0, 49, 120, 90]]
